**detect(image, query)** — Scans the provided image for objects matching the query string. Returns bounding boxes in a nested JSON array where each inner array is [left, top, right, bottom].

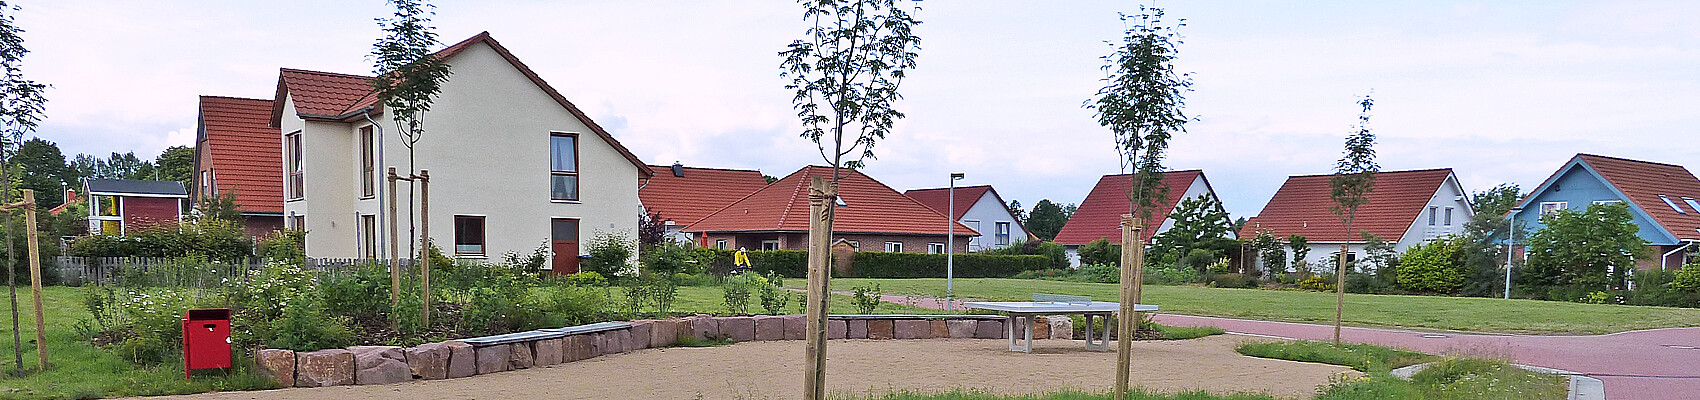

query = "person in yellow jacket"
[[734, 247, 751, 270]]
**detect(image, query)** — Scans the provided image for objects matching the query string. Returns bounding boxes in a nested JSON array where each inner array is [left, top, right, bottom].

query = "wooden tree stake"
[[419, 170, 431, 327], [803, 177, 835, 400], [388, 167, 401, 306], [1114, 214, 1143, 400], [19, 190, 44, 371]]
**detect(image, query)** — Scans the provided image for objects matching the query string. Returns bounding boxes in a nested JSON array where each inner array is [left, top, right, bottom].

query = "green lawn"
[[818, 278, 1700, 334], [640, 285, 948, 316]]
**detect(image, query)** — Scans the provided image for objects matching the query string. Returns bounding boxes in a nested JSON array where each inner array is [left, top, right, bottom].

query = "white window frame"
[[1592, 200, 1623, 206], [927, 243, 945, 254], [1428, 206, 1438, 226], [963, 220, 981, 248], [761, 240, 780, 251], [884, 241, 902, 252], [89, 195, 124, 235], [285, 131, 304, 201], [995, 221, 1012, 245], [1443, 207, 1453, 226], [1540, 201, 1567, 216], [715, 239, 728, 250]]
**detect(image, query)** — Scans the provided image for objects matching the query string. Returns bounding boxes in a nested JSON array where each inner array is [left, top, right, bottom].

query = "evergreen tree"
[[14, 138, 65, 208], [154, 145, 195, 189], [1024, 199, 1069, 241]]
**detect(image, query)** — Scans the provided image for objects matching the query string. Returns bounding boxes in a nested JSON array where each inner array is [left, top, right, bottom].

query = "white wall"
[[959, 191, 1024, 251]]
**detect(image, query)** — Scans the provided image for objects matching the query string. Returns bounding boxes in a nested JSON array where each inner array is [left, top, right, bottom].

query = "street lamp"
[[947, 172, 965, 309], [1504, 207, 1522, 299]]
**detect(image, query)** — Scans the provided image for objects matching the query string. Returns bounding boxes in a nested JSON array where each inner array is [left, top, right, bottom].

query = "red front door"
[[551, 218, 580, 274]]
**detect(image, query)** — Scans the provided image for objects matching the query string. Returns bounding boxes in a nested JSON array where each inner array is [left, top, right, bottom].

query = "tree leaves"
[[780, 0, 922, 175], [1087, 7, 1191, 220]]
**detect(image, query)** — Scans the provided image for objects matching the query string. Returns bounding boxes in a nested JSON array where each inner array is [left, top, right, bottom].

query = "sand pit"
[[138, 335, 1353, 399]]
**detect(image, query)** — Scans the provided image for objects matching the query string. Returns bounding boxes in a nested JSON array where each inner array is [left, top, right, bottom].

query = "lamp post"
[[1505, 207, 1521, 299], [947, 172, 965, 309]]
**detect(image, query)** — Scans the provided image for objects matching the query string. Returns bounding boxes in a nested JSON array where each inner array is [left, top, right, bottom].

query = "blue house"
[[1512, 154, 1700, 270]]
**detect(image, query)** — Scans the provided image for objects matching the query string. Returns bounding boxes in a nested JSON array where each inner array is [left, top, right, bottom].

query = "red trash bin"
[[182, 308, 232, 378]]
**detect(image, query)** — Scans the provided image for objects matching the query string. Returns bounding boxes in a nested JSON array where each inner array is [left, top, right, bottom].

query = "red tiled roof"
[[639, 165, 770, 225], [904, 185, 992, 220], [1573, 154, 1700, 241], [198, 96, 284, 214], [684, 166, 977, 235], [1236, 169, 1455, 243], [267, 32, 653, 177], [1053, 170, 1207, 245]]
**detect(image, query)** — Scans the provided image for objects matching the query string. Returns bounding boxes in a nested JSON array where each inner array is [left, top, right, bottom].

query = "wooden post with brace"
[[2, 189, 47, 370]]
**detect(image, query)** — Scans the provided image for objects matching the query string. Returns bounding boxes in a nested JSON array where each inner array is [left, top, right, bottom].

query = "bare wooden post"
[[1114, 214, 1144, 400], [803, 177, 835, 400], [387, 168, 400, 306], [20, 190, 45, 370], [418, 170, 430, 327], [1336, 243, 1348, 344]]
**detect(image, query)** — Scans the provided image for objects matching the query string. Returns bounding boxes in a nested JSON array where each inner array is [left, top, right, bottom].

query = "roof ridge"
[[200, 95, 274, 102], [279, 67, 375, 80], [774, 168, 816, 230], [906, 184, 994, 193], [1578, 153, 1689, 169], [647, 165, 764, 173], [1285, 167, 1452, 178]]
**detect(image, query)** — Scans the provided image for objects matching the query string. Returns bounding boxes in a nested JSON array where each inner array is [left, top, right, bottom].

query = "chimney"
[[671, 162, 685, 177]]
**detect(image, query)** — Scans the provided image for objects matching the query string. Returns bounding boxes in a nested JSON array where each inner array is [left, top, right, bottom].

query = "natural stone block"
[[649, 319, 680, 348], [614, 329, 634, 353], [350, 346, 410, 385], [721, 316, 758, 341], [534, 338, 563, 366], [689, 315, 718, 340], [475, 345, 511, 375], [510, 342, 535, 369], [894, 320, 930, 339], [867, 320, 895, 340], [754, 316, 784, 341], [589, 333, 609, 356], [930, 320, 949, 339], [445, 341, 476, 378], [403, 342, 449, 380], [564, 334, 595, 362], [828, 320, 847, 340], [256, 348, 295, 387], [975, 320, 1005, 339], [947, 320, 977, 338], [782, 314, 806, 340], [1048, 315, 1073, 340], [629, 321, 653, 350], [847, 319, 869, 339], [295, 349, 354, 387], [1033, 317, 1051, 339]]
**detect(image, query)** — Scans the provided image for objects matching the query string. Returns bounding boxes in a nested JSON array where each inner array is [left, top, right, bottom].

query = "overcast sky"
[[17, 1, 1700, 218]]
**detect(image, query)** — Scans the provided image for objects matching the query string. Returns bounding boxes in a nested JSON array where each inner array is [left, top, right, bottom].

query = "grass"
[[1150, 324, 1224, 340], [621, 285, 949, 316], [821, 278, 1700, 334], [1236, 340, 1433, 372], [1238, 340, 1567, 400]]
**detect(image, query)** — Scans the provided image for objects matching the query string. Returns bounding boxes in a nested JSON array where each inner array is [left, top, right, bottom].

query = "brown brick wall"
[[122, 196, 182, 232], [698, 232, 970, 254]]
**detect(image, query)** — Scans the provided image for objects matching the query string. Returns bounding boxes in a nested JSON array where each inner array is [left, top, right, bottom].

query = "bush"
[[693, 249, 808, 278], [1396, 238, 1467, 294], [1344, 271, 1395, 294], [1298, 275, 1335, 292], [986, 240, 1070, 268], [1676, 263, 1700, 292], [1079, 263, 1119, 283], [722, 272, 761, 314], [850, 283, 882, 314], [848, 252, 1052, 278], [640, 242, 706, 276], [565, 271, 608, 287], [70, 218, 254, 261], [1143, 265, 1199, 285], [268, 298, 355, 351], [255, 230, 306, 264], [757, 271, 789, 315], [1206, 273, 1256, 289], [1077, 238, 1120, 266], [1011, 269, 1073, 280], [317, 263, 392, 322], [581, 231, 635, 278]]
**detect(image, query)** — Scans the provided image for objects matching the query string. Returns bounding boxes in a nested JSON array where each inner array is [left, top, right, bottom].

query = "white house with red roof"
[[1239, 168, 1471, 273], [1054, 170, 1226, 267], [684, 166, 975, 253], [638, 162, 771, 244], [1512, 154, 1700, 270], [904, 185, 1032, 252], [200, 32, 653, 272]]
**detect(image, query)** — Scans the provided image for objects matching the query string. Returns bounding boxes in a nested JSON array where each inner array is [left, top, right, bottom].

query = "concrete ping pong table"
[[962, 294, 1158, 353]]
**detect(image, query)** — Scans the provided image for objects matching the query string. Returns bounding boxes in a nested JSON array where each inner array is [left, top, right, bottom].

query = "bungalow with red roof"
[[85, 179, 187, 236], [198, 32, 653, 273], [1054, 170, 1227, 267], [1239, 168, 1471, 273], [193, 95, 286, 238], [1511, 154, 1700, 270], [904, 185, 1033, 252], [638, 162, 771, 244], [684, 166, 976, 254]]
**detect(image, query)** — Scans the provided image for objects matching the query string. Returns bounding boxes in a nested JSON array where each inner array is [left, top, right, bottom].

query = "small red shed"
[[85, 178, 188, 235]]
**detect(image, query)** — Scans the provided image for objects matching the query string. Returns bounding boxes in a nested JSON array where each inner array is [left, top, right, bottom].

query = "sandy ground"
[[138, 335, 1353, 400]]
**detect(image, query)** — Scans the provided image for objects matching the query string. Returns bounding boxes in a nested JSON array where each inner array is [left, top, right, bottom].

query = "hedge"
[[847, 252, 1053, 278], [695, 249, 808, 278]]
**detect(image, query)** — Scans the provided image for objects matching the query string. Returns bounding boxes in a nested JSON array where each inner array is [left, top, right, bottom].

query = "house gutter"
[[361, 106, 386, 259]]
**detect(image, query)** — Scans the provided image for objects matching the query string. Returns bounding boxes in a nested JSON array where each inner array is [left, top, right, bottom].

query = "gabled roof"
[[684, 166, 977, 236], [198, 96, 284, 214], [1237, 168, 1456, 243], [1054, 170, 1209, 245], [267, 32, 652, 177], [86, 179, 187, 197], [1518, 154, 1700, 241], [904, 185, 993, 220], [639, 164, 770, 226]]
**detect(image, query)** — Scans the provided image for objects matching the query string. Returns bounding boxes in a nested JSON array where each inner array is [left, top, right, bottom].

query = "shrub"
[[1076, 238, 1120, 266], [317, 263, 392, 322], [722, 272, 761, 314], [70, 218, 255, 261], [1396, 238, 1467, 294], [581, 231, 635, 278], [850, 283, 882, 314], [757, 271, 789, 315], [1079, 263, 1119, 283], [255, 229, 306, 265], [986, 240, 1070, 268], [565, 271, 608, 287], [1298, 275, 1335, 292], [1676, 263, 1700, 292], [1344, 271, 1395, 294], [1011, 269, 1072, 280], [640, 242, 706, 276], [848, 252, 1052, 278], [268, 298, 355, 351], [1143, 265, 1199, 285], [1206, 273, 1256, 289]]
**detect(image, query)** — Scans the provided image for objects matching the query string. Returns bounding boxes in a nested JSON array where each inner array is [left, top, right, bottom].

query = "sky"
[[16, 1, 1700, 219]]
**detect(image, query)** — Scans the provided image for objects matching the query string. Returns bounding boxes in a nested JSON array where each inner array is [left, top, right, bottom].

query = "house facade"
[[193, 95, 286, 238], [1512, 154, 1700, 270], [205, 32, 652, 271], [684, 166, 975, 253], [85, 179, 187, 235], [1239, 168, 1471, 273], [904, 185, 1033, 252], [1054, 170, 1228, 267], [638, 163, 771, 244]]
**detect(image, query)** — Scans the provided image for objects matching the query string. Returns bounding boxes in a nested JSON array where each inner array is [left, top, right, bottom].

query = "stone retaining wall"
[[255, 314, 1071, 388]]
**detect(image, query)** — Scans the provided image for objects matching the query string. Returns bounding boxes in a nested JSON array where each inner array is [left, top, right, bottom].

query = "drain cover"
[[1419, 334, 1448, 338]]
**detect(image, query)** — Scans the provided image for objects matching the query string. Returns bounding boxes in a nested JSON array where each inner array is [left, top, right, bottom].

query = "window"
[[1443, 207, 1453, 226], [289, 215, 306, 231], [454, 216, 486, 256], [996, 222, 1012, 245], [90, 195, 122, 235], [1428, 206, 1438, 226], [761, 240, 780, 251], [963, 220, 980, 247], [286, 132, 304, 200], [885, 241, 903, 252], [360, 126, 375, 198], [1685, 197, 1700, 214], [360, 215, 377, 259], [1540, 202, 1567, 215], [715, 239, 728, 250], [847, 240, 859, 249], [200, 170, 213, 196], [927, 243, 945, 254], [1660, 195, 1687, 214], [550, 133, 579, 201]]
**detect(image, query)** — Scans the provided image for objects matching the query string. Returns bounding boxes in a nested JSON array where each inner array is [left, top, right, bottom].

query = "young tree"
[[1522, 203, 1647, 293], [1287, 234, 1310, 271], [1251, 229, 1287, 275], [1086, 7, 1190, 398], [372, 0, 452, 259], [1024, 199, 1068, 240], [153, 145, 195, 189], [1150, 195, 1232, 265], [1327, 93, 1377, 344], [779, 1, 921, 398], [0, 0, 47, 373]]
